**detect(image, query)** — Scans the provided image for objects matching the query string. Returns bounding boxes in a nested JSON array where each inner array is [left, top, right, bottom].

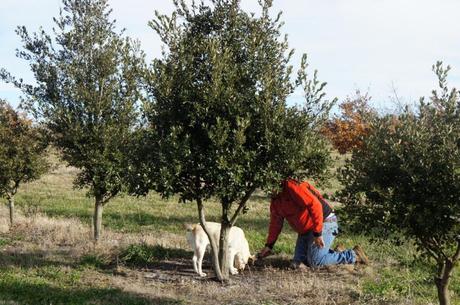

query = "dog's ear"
[[248, 255, 257, 266]]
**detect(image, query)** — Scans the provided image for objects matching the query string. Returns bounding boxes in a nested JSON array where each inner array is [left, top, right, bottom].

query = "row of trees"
[[0, 0, 333, 281], [0, 0, 458, 302]]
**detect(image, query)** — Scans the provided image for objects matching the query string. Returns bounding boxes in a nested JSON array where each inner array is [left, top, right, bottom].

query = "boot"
[[290, 261, 309, 271], [353, 245, 369, 265]]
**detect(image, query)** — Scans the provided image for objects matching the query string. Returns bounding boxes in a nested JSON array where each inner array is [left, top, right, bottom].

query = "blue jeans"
[[293, 218, 356, 267]]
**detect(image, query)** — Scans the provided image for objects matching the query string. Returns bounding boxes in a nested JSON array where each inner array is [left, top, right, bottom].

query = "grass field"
[[0, 160, 458, 305]]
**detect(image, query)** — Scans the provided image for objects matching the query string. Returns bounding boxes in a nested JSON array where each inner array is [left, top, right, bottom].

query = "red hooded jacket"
[[265, 179, 332, 248]]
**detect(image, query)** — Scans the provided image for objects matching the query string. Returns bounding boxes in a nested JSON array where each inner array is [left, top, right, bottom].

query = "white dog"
[[185, 222, 254, 277]]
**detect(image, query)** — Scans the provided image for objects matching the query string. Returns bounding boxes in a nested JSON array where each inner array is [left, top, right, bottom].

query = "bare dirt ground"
[[0, 205, 379, 305], [111, 259, 367, 305]]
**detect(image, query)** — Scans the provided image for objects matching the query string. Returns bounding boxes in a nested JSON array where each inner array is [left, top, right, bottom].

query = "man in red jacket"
[[258, 179, 368, 268]]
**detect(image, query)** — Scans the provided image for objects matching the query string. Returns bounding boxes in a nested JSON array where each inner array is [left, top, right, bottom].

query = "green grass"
[[0, 267, 181, 305], [79, 253, 112, 269], [361, 265, 435, 302], [0, 238, 10, 247], [2, 163, 459, 305], [14, 166, 298, 254], [120, 244, 192, 268]]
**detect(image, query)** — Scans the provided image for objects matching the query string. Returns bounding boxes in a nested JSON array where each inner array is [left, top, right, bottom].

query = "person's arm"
[[285, 179, 323, 237], [259, 204, 284, 258], [265, 203, 284, 248]]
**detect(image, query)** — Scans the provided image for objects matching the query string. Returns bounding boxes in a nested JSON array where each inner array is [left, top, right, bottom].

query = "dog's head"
[[183, 223, 196, 231], [235, 254, 257, 271], [248, 254, 257, 266]]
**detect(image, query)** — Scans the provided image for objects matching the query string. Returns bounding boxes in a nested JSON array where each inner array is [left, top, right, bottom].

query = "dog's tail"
[[184, 223, 195, 231]]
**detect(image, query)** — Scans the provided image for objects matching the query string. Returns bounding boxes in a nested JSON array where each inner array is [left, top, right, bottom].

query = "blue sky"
[[1, 0, 459, 110]]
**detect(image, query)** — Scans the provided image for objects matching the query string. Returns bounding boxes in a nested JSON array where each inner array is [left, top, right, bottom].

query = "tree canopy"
[[130, 0, 335, 280], [139, 0, 334, 201], [1, 0, 145, 240], [0, 99, 48, 225], [339, 62, 460, 305], [322, 91, 376, 154]]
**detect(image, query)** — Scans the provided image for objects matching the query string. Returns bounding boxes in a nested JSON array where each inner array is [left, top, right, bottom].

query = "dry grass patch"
[[109, 265, 363, 305], [0, 161, 446, 305], [0, 205, 371, 305], [0, 205, 187, 264]]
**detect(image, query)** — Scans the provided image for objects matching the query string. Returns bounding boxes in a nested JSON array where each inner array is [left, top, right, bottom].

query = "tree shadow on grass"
[[119, 245, 293, 279], [117, 244, 221, 278], [0, 243, 195, 272], [119, 244, 193, 268], [252, 254, 292, 270], [0, 248, 76, 269], [0, 278, 183, 305]]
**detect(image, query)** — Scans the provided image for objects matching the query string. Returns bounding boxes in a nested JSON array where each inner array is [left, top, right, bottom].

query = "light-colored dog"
[[185, 222, 254, 277]]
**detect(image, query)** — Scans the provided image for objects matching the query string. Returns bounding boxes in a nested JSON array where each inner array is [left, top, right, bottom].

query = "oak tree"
[[136, 0, 334, 281], [322, 91, 376, 154], [1, 0, 145, 241], [0, 100, 48, 227], [340, 62, 460, 305]]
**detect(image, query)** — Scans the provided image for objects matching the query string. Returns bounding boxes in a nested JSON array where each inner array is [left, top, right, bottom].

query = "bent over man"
[[258, 179, 368, 268]]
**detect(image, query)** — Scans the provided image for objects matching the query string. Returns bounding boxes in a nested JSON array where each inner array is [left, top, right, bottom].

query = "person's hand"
[[313, 236, 324, 248], [257, 246, 272, 259]]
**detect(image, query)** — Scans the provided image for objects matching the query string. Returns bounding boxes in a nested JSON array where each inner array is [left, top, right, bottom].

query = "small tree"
[[0, 100, 48, 226], [1, 0, 145, 241], [135, 0, 334, 281], [339, 62, 460, 305], [322, 90, 376, 154]]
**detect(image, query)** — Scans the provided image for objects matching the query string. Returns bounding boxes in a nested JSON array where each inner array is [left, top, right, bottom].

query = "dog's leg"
[[192, 251, 199, 275], [197, 246, 207, 277], [229, 248, 238, 275]]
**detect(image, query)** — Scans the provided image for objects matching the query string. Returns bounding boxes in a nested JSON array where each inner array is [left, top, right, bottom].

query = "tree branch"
[[452, 240, 460, 263], [230, 185, 256, 226], [5, 182, 18, 199], [430, 237, 449, 261], [425, 244, 440, 262], [12, 183, 19, 196], [101, 191, 118, 205]]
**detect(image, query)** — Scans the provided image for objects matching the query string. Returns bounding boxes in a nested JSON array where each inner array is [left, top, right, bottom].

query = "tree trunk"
[[8, 196, 14, 227], [93, 198, 104, 242], [218, 222, 231, 280], [197, 198, 224, 281], [435, 259, 454, 305]]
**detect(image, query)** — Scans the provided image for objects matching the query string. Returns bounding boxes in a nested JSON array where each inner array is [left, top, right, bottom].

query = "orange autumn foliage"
[[322, 91, 376, 154]]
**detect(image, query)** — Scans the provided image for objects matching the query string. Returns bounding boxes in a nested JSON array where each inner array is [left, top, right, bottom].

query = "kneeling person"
[[258, 179, 368, 268]]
